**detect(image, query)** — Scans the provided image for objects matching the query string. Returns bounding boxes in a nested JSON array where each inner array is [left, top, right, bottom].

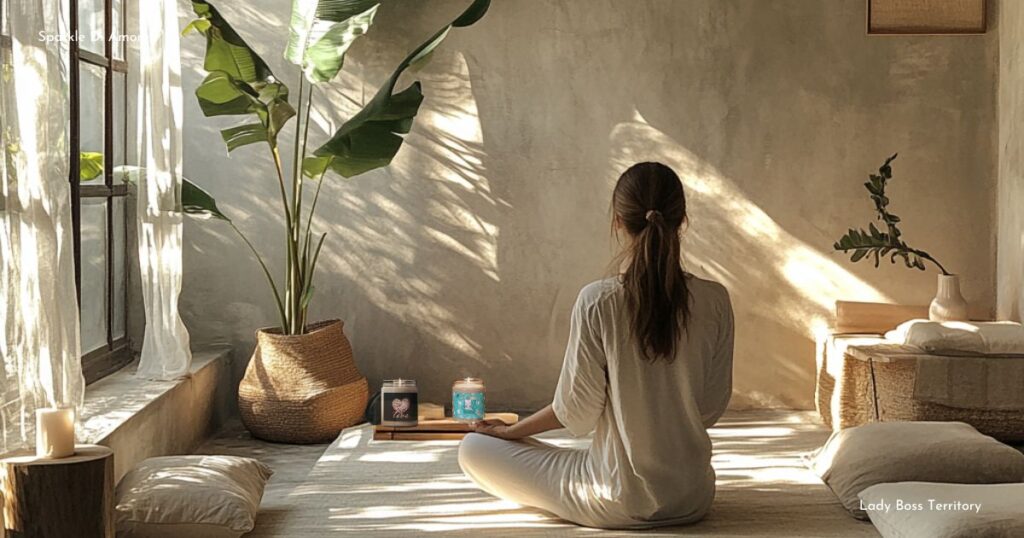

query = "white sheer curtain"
[[135, 0, 192, 380], [0, 0, 85, 450]]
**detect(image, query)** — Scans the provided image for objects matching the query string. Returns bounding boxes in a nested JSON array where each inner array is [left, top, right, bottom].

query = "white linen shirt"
[[552, 275, 734, 524]]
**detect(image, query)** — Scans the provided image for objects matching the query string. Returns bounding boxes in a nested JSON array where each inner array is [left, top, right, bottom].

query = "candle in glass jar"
[[452, 377, 485, 421], [381, 379, 418, 427], [36, 407, 75, 459]]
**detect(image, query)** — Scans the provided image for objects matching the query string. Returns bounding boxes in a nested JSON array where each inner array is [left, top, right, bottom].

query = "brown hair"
[[611, 162, 690, 361]]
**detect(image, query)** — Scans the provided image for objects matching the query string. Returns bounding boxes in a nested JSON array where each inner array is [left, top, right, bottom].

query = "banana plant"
[[834, 154, 950, 275], [182, 0, 490, 335]]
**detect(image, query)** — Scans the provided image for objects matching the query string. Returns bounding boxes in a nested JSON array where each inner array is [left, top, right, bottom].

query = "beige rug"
[[199, 410, 879, 537]]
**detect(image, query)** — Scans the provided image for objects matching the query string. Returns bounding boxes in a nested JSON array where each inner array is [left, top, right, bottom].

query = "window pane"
[[80, 62, 105, 163], [113, 71, 125, 172], [112, 197, 126, 340], [1, 0, 9, 37], [79, 0, 105, 55], [112, 0, 124, 60], [80, 198, 109, 354]]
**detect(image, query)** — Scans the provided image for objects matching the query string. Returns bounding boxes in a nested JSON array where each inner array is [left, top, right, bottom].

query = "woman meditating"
[[459, 162, 734, 529]]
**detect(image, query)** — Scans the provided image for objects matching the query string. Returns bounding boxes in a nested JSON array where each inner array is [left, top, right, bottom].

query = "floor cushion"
[[115, 455, 273, 538], [859, 482, 1024, 538], [804, 421, 1024, 519]]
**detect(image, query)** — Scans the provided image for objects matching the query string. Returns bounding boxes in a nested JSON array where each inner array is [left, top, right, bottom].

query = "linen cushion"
[[115, 455, 273, 538], [859, 482, 1024, 538], [805, 422, 1024, 519], [886, 320, 1024, 356]]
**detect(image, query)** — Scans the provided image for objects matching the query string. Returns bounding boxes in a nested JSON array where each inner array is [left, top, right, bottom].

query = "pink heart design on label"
[[391, 397, 411, 418]]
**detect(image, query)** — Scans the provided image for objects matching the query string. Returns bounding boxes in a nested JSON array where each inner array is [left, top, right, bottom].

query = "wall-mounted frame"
[[867, 0, 987, 35]]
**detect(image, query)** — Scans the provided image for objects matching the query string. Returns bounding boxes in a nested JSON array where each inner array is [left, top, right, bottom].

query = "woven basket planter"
[[239, 320, 368, 444]]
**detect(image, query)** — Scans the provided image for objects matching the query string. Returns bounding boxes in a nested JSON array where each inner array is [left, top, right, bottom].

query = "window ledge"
[[79, 347, 232, 445]]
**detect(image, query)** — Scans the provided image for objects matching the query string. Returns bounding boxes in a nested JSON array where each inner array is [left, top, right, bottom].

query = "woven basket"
[[239, 320, 368, 444], [817, 355, 876, 430], [871, 360, 1024, 443]]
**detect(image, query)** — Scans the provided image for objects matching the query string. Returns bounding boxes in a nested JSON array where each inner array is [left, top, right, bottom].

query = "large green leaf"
[[286, 0, 380, 84], [193, 71, 254, 117], [221, 123, 270, 153], [80, 152, 104, 182], [182, 178, 230, 221], [187, 1, 296, 151], [302, 0, 490, 179], [189, 1, 274, 83]]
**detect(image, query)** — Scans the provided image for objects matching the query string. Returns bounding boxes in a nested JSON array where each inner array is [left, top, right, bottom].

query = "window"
[[0, 0, 130, 383], [0, 1, 9, 53], [71, 0, 131, 383]]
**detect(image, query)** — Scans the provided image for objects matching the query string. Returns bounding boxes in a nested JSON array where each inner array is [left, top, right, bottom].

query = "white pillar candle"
[[35, 407, 75, 459]]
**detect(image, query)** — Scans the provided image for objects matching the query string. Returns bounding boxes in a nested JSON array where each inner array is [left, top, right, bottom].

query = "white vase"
[[928, 274, 968, 321]]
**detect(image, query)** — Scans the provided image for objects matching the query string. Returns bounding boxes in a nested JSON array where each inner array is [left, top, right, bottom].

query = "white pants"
[[459, 433, 684, 529]]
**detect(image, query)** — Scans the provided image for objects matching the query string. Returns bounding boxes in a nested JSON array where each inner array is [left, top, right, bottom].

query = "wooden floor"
[[195, 411, 881, 537]]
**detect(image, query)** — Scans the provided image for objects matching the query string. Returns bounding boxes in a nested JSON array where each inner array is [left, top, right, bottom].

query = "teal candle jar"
[[452, 377, 485, 421]]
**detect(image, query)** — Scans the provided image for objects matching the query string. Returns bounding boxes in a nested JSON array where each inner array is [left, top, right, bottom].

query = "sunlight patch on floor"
[[357, 450, 443, 463], [332, 499, 522, 520], [707, 425, 798, 438], [200, 411, 877, 537]]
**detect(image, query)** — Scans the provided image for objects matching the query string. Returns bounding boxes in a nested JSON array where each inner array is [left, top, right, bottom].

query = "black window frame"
[[0, 1, 130, 384], [70, 0, 132, 384]]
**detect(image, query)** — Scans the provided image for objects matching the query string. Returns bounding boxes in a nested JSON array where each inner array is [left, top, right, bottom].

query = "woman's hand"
[[470, 405, 564, 441], [471, 419, 521, 440]]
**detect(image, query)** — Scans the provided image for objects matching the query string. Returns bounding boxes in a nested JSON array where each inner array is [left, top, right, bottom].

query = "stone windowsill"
[[79, 347, 232, 444]]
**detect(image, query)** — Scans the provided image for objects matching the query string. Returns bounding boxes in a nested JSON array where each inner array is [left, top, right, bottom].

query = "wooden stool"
[[0, 445, 114, 538]]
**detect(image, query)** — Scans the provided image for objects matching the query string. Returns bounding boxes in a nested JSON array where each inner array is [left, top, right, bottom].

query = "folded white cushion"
[[805, 422, 1024, 519], [115, 455, 273, 538], [859, 482, 1024, 538], [885, 320, 1024, 356]]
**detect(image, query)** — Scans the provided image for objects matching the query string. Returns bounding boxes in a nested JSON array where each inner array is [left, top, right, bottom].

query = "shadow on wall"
[[308, 51, 514, 395], [178, 0, 995, 411], [607, 111, 889, 407], [179, 1, 523, 407]]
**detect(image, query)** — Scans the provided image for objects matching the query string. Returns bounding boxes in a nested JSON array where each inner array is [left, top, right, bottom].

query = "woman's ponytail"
[[612, 163, 689, 362]]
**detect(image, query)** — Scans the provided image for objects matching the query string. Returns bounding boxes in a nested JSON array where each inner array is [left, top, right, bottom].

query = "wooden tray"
[[373, 413, 518, 441]]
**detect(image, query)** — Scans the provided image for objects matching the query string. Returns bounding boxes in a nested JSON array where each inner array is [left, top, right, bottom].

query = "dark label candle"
[[381, 379, 418, 427]]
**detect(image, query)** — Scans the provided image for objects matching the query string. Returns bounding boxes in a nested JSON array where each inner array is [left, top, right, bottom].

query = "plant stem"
[[291, 78, 309, 333], [299, 85, 318, 263], [299, 232, 326, 332], [270, 144, 299, 334], [292, 77, 305, 258], [916, 251, 950, 275], [839, 244, 950, 276], [229, 221, 288, 331], [296, 81, 319, 333], [299, 172, 326, 331], [303, 172, 325, 261], [288, 79, 305, 334]]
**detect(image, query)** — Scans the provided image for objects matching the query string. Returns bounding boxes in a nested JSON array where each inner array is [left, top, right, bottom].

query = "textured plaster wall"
[[999, 1, 1024, 322], [178, 0, 997, 410]]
